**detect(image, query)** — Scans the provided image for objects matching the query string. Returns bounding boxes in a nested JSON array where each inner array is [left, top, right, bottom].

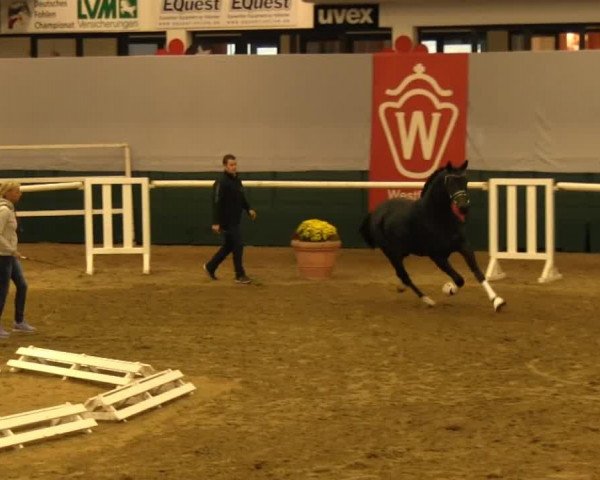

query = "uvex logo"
[[378, 63, 460, 179], [315, 5, 376, 27]]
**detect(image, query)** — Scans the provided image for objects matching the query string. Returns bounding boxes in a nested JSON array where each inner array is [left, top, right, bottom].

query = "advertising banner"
[[157, 0, 312, 30], [314, 3, 378, 30], [0, 0, 312, 33], [369, 38, 468, 208], [1, 0, 141, 33]]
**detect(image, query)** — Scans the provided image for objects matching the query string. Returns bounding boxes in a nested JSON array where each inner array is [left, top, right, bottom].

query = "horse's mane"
[[420, 168, 445, 198]]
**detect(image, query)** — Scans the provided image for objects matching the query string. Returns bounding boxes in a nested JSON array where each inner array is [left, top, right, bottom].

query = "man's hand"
[[249, 209, 257, 221], [211, 224, 221, 234]]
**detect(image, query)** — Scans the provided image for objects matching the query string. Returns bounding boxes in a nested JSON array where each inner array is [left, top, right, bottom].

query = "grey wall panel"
[[4, 51, 600, 174], [467, 51, 600, 173], [0, 54, 373, 172]]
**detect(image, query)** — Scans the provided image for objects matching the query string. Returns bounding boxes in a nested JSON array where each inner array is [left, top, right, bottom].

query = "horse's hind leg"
[[459, 246, 506, 312], [431, 255, 465, 293], [381, 247, 435, 306]]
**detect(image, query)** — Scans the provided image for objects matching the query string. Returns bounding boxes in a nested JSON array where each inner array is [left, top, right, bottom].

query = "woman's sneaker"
[[235, 275, 252, 284], [13, 321, 36, 333], [0, 327, 9, 339]]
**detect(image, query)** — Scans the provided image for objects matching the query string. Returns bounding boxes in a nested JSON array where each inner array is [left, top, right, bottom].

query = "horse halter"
[[444, 174, 469, 200], [450, 190, 469, 204], [445, 173, 470, 222]]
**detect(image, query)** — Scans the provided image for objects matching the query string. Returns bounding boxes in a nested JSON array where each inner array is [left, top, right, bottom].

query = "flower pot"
[[291, 239, 342, 280]]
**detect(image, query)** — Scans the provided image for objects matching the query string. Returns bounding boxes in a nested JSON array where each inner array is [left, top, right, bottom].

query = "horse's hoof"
[[493, 296, 506, 312], [396, 285, 406, 293], [421, 296, 436, 307], [442, 282, 458, 296]]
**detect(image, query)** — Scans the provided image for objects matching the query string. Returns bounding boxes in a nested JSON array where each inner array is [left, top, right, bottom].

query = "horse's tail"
[[359, 213, 376, 248]]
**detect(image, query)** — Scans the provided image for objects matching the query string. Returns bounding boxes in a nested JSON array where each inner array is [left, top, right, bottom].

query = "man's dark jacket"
[[212, 172, 251, 228]]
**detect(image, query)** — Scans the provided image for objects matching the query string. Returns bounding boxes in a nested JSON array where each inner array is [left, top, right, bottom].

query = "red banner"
[[369, 38, 469, 209]]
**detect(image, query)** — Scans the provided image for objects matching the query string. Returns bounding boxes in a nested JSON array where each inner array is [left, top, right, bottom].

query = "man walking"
[[204, 154, 256, 284]]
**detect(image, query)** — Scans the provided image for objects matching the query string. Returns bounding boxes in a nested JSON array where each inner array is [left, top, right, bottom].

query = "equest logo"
[[78, 0, 138, 20], [378, 63, 460, 180]]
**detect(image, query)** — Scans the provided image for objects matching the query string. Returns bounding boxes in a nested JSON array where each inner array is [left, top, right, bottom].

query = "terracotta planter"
[[291, 239, 342, 280]]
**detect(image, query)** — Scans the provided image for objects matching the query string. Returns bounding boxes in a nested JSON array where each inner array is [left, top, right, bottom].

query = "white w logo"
[[395, 111, 441, 161], [378, 63, 460, 180]]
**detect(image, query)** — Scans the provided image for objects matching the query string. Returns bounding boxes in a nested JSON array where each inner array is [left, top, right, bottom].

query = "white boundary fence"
[[6, 176, 600, 279]]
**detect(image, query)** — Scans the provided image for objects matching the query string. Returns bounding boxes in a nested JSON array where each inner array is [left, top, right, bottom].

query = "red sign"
[[369, 37, 469, 209]]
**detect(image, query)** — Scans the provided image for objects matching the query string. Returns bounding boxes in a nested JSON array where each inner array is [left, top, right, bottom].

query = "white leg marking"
[[421, 296, 436, 307], [482, 280, 497, 301], [493, 296, 506, 312], [442, 281, 458, 296]]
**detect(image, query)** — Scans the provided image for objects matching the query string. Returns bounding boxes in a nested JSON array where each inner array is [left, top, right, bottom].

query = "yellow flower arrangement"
[[294, 219, 339, 242]]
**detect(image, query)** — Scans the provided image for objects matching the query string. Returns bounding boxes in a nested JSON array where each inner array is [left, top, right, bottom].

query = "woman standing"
[[0, 181, 35, 338]]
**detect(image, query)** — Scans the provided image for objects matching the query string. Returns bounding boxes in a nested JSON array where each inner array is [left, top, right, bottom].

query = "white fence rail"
[[19, 182, 83, 193], [15, 179, 131, 219], [556, 182, 600, 192], [150, 180, 489, 190], [4, 177, 600, 277]]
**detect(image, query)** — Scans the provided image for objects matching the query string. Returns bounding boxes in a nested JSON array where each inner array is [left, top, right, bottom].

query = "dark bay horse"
[[360, 161, 506, 312]]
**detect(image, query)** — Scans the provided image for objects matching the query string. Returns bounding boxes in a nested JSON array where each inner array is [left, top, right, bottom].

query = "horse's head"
[[443, 160, 470, 222], [421, 160, 470, 222]]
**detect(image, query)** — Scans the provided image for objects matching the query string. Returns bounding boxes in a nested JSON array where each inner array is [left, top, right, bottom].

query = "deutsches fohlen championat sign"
[[0, 0, 313, 33], [1, 0, 141, 33]]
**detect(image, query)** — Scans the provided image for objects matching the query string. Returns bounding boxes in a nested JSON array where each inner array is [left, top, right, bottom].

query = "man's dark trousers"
[[206, 224, 245, 278]]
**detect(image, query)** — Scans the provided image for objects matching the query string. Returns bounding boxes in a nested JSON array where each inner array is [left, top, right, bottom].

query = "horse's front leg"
[[459, 246, 506, 312], [430, 255, 464, 295], [381, 247, 435, 306]]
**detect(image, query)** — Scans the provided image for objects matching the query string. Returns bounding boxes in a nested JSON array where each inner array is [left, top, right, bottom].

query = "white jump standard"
[[486, 178, 562, 283], [84, 177, 151, 275]]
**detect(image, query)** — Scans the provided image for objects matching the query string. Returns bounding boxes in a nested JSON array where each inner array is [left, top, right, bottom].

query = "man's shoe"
[[235, 275, 252, 284], [203, 264, 217, 280], [13, 321, 36, 333], [0, 327, 9, 339]]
